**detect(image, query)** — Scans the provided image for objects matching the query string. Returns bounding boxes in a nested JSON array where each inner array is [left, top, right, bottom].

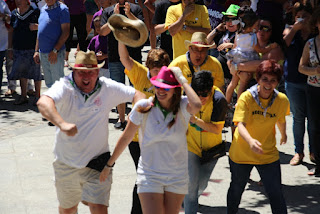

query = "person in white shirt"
[[37, 51, 145, 214], [100, 66, 201, 214]]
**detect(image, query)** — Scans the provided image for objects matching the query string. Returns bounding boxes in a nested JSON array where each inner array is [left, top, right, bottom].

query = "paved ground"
[[0, 47, 319, 214]]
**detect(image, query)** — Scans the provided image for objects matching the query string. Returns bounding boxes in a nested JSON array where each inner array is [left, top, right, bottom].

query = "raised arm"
[[118, 42, 134, 70], [37, 95, 78, 136]]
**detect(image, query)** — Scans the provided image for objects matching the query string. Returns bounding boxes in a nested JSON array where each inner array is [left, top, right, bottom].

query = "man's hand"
[[183, 3, 194, 17], [248, 138, 263, 154], [170, 67, 187, 85], [33, 51, 40, 64], [48, 51, 58, 64], [59, 122, 78, 136], [114, 3, 120, 14], [124, 2, 131, 16], [100, 166, 112, 182]]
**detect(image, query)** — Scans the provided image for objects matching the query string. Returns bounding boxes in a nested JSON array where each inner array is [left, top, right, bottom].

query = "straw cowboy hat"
[[107, 14, 148, 48], [69, 51, 105, 70], [184, 32, 215, 49], [150, 66, 181, 89]]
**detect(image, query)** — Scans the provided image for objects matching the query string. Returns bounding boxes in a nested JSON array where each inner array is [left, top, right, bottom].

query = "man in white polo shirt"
[[37, 51, 145, 214]]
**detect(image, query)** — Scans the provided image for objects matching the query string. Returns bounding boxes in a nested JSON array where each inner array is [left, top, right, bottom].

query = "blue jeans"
[[0, 51, 5, 90], [285, 81, 313, 154], [306, 85, 320, 166], [184, 151, 217, 214], [40, 50, 65, 88], [227, 159, 287, 214], [108, 62, 125, 84]]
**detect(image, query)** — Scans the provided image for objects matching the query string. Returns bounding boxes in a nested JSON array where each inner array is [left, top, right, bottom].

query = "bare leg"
[[164, 191, 185, 214], [117, 103, 126, 122], [139, 192, 164, 214], [59, 205, 78, 214], [34, 80, 41, 98], [20, 78, 28, 98], [226, 74, 240, 103], [88, 202, 108, 214]]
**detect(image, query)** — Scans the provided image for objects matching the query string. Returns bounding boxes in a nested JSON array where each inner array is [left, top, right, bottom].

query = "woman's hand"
[[280, 134, 287, 145], [248, 138, 263, 154], [217, 43, 233, 51], [100, 167, 112, 182]]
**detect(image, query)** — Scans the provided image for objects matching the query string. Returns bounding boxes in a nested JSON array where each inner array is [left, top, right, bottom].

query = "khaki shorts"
[[53, 160, 112, 209]]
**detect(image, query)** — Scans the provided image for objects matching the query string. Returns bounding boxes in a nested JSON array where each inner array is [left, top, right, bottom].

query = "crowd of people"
[[1, 0, 320, 213]]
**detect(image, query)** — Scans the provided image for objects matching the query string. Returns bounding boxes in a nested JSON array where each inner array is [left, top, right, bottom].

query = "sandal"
[[290, 153, 304, 166], [4, 89, 17, 96], [307, 167, 320, 176], [14, 96, 28, 105]]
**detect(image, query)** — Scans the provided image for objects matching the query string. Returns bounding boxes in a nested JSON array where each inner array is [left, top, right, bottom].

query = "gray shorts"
[[53, 160, 112, 209]]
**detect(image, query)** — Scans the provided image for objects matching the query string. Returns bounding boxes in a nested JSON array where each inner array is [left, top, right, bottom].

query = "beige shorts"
[[53, 160, 112, 209]]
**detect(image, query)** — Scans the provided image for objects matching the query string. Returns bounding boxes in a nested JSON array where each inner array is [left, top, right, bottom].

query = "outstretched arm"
[[100, 119, 139, 182], [37, 95, 78, 136]]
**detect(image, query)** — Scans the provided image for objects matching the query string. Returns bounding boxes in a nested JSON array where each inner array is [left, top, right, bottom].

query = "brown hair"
[[137, 87, 182, 129], [145, 49, 170, 70], [256, 60, 283, 82], [292, 1, 313, 22]]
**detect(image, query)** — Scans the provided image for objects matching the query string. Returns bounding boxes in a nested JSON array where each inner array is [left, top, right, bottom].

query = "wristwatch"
[[182, 24, 187, 31], [52, 48, 58, 53]]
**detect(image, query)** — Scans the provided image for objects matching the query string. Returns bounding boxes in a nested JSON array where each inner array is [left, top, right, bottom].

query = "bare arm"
[[55, 23, 70, 51], [185, 26, 211, 35], [118, 42, 134, 71], [183, 82, 202, 115], [154, 23, 166, 35], [167, 4, 194, 36], [276, 121, 287, 145], [190, 115, 224, 134], [238, 122, 263, 154], [283, 21, 303, 47], [37, 95, 78, 136], [100, 22, 111, 36], [132, 89, 147, 105], [144, 0, 155, 14], [100, 119, 139, 181], [299, 41, 320, 76]]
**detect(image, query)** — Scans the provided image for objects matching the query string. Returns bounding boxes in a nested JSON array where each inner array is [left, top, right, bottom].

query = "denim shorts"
[[39, 50, 65, 88], [84, 0, 99, 15]]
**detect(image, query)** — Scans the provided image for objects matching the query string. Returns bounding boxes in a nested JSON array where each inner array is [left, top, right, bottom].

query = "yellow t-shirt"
[[124, 60, 155, 142], [229, 90, 290, 165], [165, 4, 211, 59], [169, 54, 224, 90], [187, 87, 227, 157]]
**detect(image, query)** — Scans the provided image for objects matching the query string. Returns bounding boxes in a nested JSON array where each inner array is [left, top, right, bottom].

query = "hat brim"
[[69, 61, 105, 70], [150, 76, 181, 89], [184, 40, 215, 50], [222, 12, 237, 16]]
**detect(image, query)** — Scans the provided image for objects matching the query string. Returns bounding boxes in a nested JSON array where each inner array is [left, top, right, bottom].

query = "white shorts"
[[53, 160, 112, 209], [137, 174, 188, 195]]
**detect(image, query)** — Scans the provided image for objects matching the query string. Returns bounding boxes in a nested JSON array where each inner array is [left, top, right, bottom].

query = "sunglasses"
[[259, 25, 272, 32], [196, 91, 210, 97], [224, 17, 238, 22], [155, 86, 170, 91]]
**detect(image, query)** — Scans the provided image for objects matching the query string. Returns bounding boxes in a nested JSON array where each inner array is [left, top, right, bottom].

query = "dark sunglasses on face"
[[224, 17, 238, 22], [259, 25, 272, 32], [196, 91, 210, 97], [155, 86, 170, 91]]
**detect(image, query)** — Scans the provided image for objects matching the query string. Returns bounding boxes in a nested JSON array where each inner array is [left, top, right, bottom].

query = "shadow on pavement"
[[198, 205, 259, 214]]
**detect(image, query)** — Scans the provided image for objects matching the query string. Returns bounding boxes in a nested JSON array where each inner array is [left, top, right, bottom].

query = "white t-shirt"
[[0, 0, 10, 51], [129, 96, 191, 179], [44, 75, 136, 168]]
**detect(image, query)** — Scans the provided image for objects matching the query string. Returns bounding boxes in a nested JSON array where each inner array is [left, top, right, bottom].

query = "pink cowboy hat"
[[150, 66, 181, 89]]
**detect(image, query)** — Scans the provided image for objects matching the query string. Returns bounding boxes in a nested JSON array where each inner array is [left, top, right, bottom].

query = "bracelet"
[[106, 162, 115, 168]]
